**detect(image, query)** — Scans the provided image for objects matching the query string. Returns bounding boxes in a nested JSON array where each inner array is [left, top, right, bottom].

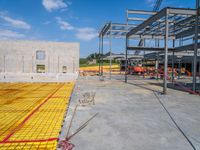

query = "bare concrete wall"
[[0, 40, 79, 74]]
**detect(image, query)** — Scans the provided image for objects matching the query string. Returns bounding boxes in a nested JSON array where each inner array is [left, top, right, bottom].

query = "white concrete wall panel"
[[0, 40, 79, 82]]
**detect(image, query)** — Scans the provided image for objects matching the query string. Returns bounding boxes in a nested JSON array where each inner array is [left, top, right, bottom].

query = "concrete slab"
[[60, 75, 200, 150]]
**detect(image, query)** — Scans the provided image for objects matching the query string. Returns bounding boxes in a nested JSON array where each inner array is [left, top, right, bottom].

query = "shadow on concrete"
[[149, 82, 200, 94], [126, 82, 162, 94]]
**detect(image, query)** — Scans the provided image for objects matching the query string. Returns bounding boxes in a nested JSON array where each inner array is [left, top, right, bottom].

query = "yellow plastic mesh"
[[0, 82, 74, 150]]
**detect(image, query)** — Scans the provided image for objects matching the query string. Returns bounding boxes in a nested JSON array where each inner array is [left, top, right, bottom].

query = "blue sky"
[[0, 0, 196, 57]]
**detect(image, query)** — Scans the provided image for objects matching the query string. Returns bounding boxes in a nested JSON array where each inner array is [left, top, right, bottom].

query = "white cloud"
[[146, 0, 154, 2], [146, 0, 156, 7], [0, 29, 26, 40], [55, 17, 74, 30], [0, 15, 31, 30], [54, 16, 97, 41], [103, 41, 109, 45], [42, 0, 68, 12], [75, 27, 98, 41]]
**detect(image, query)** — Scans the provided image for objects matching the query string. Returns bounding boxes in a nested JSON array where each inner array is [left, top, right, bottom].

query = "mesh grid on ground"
[[0, 82, 74, 149]]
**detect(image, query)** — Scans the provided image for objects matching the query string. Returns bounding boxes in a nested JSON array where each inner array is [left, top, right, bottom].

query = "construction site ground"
[[61, 75, 200, 150]]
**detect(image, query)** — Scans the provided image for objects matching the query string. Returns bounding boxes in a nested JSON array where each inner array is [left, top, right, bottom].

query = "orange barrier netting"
[[0, 82, 74, 149]]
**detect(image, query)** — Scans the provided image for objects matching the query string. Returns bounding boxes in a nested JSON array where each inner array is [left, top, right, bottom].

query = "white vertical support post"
[[48, 56, 50, 73], [155, 39, 159, 80], [125, 36, 128, 83], [109, 24, 112, 80], [22, 56, 24, 73], [16, 56, 18, 72], [172, 50, 175, 83], [164, 9, 169, 95], [155, 57, 159, 79], [3, 55, 5, 73], [125, 10, 129, 83], [73, 57, 75, 73], [53, 57, 54, 73], [32, 56, 34, 73], [156, 22, 161, 80], [178, 59, 181, 79], [143, 39, 146, 56], [98, 37, 101, 75], [101, 36, 104, 77], [58, 56, 60, 73]]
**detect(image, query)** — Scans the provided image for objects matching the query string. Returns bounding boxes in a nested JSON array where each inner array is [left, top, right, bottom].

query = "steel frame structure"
[[99, 5, 199, 95], [126, 7, 200, 94], [99, 10, 158, 79], [98, 23, 137, 79]]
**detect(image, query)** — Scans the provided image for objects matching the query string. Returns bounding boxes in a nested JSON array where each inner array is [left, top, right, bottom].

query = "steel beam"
[[130, 35, 175, 40], [176, 27, 200, 39], [127, 9, 157, 15], [168, 8, 196, 16], [127, 46, 174, 51], [99, 24, 108, 37], [175, 43, 200, 52], [127, 17, 147, 21], [174, 16, 195, 28], [111, 23, 137, 27], [127, 8, 196, 38], [104, 34, 175, 40], [99, 23, 111, 37], [109, 29, 128, 32], [127, 8, 167, 37]]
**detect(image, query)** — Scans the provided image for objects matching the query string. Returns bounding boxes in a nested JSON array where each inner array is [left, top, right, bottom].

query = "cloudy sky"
[[0, 0, 195, 57]]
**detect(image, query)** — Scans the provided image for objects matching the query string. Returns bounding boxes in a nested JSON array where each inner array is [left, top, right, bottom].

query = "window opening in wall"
[[62, 66, 67, 73], [36, 64, 45, 73], [36, 50, 45, 60]]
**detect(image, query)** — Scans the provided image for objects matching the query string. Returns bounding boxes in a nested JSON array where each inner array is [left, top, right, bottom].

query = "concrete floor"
[[60, 75, 200, 150]]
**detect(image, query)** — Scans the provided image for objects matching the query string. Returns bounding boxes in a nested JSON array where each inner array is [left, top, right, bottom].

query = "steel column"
[[101, 36, 104, 76], [155, 39, 159, 80], [178, 60, 181, 79], [192, 0, 199, 92], [98, 37, 101, 75], [109, 26, 112, 80], [199, 61, 200, 77], [163, 10, 169, 94], [125, 37, 128, 83], [172, 50, 175, 83]]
